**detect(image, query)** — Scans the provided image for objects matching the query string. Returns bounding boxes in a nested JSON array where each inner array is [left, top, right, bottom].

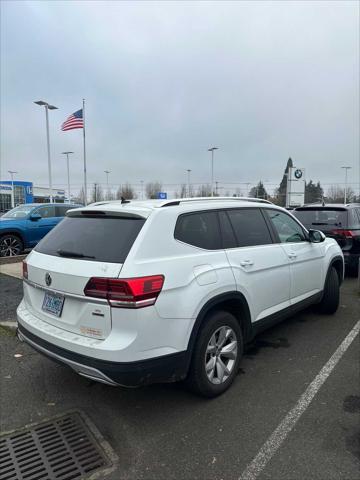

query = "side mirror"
[[29, 213, 42, 221], [308, 229, 326, 243]]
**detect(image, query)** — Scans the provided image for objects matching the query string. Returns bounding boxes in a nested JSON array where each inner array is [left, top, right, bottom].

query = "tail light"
[[331, 229, 357, 239], [84, 275, 164, 308], [22, 261, 28, 279]]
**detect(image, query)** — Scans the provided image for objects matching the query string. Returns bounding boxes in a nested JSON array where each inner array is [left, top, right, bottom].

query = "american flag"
[[61, 109, 83, 131]]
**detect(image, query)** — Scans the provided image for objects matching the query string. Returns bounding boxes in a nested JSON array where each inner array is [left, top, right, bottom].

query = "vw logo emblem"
[[294, 169, 303, 179], [45, 273, 52, 287]]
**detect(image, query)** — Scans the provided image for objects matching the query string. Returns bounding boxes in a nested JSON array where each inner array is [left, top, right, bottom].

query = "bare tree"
[[196, 184, 212, 197], [105, 189, 115, 201], [180, 184, 187, 198], [75, 186, 86, 205], [146, 181, 163, 199], [116, 183, 136, 200], [326, 185, 355, 203]]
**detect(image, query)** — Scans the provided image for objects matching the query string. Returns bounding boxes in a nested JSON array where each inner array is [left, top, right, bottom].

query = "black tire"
[[0, 234, 24, 257], [186, 310, 243, 398], [317, 267, 340, 314]]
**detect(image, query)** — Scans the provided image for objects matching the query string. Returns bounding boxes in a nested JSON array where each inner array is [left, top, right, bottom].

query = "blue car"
[[0, 203, 81, 257]]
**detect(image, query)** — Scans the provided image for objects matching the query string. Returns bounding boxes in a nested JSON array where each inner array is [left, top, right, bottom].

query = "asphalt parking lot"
[[0, 272, 359, 480]]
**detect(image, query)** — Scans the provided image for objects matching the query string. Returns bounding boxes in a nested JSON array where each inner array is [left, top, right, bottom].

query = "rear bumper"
[[17, 324, 189, 387]]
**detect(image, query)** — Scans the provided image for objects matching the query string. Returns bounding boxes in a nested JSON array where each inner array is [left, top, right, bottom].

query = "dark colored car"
[[293, 203, 360, 274], [0, 203, 81, 257]]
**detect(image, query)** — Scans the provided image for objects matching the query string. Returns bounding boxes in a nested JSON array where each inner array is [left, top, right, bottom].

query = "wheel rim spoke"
[[206, 356, 216, 375], [220, 340, 237, 359]]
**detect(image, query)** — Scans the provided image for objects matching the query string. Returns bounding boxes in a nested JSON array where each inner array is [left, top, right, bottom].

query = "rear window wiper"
[[311, 222, 329, 226], [57, 249, 95, 259]]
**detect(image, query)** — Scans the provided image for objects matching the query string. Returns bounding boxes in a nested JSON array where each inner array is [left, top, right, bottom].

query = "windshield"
[[293, 208, 348, 228], [35, 215, 145, 263], [2, 205, 34, 218]]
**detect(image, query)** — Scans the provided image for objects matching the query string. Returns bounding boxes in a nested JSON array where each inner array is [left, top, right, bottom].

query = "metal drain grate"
[[0, 412, 111, 480]]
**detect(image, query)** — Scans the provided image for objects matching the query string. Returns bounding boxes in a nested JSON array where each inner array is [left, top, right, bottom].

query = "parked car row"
[[17, 197, 344, 397], [1, 201, 359, 275]]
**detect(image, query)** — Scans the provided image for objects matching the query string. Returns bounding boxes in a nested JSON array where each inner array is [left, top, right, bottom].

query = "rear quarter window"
[[35, 216, 145, 263], [174, 211, 222, 250]]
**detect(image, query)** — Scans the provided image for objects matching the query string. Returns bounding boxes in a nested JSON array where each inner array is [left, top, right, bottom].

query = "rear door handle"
[[240, 260, 254, 267], [288, 252, 297, 259]]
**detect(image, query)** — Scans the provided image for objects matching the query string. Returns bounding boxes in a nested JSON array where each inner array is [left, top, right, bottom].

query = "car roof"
[[68, 197, 283, 218]]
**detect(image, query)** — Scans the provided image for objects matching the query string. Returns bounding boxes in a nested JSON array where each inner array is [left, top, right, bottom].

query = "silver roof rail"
[[161, 196, 273, 207]]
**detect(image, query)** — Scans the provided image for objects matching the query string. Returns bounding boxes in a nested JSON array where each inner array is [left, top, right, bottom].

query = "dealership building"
[[0, 180, 65, 212]]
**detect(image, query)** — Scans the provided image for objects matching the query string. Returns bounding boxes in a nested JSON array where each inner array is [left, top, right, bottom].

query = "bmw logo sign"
[[45, 273, 52, 287], [294, 169, 303, 179]]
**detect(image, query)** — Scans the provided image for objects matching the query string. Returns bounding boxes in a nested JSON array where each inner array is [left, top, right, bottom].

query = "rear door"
[[24, 213, 145, 339], [29, 205, 58, 245], [264, 209, 325, 304], [221, 208, 291, 323]]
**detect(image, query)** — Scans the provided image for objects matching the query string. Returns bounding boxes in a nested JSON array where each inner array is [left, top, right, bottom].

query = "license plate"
[[42, 291, 65, 317]]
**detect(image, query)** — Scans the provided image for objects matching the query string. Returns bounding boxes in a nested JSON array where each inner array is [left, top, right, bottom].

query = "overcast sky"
[[1, 0, 359, 196]]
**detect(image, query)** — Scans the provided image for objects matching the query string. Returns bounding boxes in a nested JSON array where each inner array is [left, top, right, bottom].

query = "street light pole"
[[62, 152, 74, 203], [8, 170, 18, 208], [341, 166, 351, 204], [186, 169, 191, 197], [34, 100, 58, 203], [208, 147, 218, 197]]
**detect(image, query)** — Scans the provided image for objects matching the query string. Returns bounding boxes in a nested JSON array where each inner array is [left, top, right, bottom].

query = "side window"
[[174, 211, 222, 250], [266, 210, 306, 243], [227, 208, 273, 247], [219, 211, 237, 248], [35, 206, 55, 218], [350, 208, 360, 228], [356, 208, 360, 225]]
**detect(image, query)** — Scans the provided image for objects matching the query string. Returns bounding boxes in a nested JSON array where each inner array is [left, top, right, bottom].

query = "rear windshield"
[[293, 208, 348, 228], [35, 216, 145, 263]]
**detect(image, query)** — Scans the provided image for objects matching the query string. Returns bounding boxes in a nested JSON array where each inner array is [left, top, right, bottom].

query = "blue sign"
[[157, 192, 167, 199], [1, 180, 34, 203]]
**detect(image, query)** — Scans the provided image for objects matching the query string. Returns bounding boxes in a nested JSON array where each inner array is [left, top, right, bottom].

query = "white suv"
[[17, 197, 344, 397]]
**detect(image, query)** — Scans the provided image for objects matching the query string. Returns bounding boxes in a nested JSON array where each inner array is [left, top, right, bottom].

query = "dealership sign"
[[286, 167, 305, 207]]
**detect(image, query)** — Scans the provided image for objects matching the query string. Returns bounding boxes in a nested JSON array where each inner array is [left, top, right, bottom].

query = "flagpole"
[[82, 98, 88, 205]]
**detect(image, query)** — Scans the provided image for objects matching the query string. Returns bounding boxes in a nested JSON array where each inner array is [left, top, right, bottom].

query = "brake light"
[[84, 275, 164, 308], [22, 261, 28, 279], [331, 229, 357, 239]]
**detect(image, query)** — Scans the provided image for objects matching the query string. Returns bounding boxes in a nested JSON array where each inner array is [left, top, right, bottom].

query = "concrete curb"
[[0, 254, 27, 265]]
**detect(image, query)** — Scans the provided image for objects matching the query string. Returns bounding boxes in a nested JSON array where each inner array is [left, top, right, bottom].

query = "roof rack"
[[88, 196, 273, 209], [160, 196, 273, 207]]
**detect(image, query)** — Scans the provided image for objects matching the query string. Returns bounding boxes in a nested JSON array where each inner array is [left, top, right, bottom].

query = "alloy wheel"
[[204, 325, 238, 384], [0, 236, 22, 257]]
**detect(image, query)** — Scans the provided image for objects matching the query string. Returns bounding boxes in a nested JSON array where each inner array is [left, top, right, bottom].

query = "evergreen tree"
[[275, 157, 293, 206], [249, 181, 268, 199], [305, 180, 323, 204]]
